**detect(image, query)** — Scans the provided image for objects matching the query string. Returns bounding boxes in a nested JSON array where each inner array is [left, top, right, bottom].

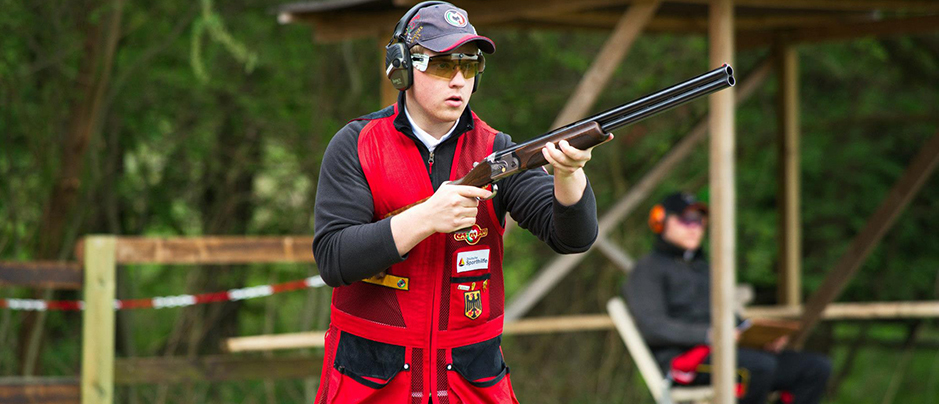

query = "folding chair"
[[607, 297, 713, 404]]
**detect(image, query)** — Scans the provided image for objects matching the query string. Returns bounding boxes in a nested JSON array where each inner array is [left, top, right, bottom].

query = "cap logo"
[[444, 10, 467, 27]]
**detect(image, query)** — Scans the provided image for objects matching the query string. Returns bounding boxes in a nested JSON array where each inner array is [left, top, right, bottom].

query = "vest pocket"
[[447, 273, 492, 330], [327, 331, 411, 403], [446, 336, 519, 403]]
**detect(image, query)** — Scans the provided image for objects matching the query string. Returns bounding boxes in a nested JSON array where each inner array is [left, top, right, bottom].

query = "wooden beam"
[[740, 15, 939, 50], [226, 331, 327, 352], [226, 314, 617, 352], [776, 42, 801, 308], [0, 377, 79, 404], [76, 236, 316, 265], [225, 299, 939, 353], [0, 261, 82, 290], [529, 13, 876, 33], [503, 58, 772, 321], [299, 0, 629, 42], [81, 236, 115, 404], [550, 0, 662, 129], [283, 0, 939, 42], [794, 131, 939, 347], [113, 355, 322, 384], [679, 0, 939, 11], [709, 0, 736, 402], [745, 301, 939, 320], [594, 237, 635, 273], [503, 314, 613, 335]]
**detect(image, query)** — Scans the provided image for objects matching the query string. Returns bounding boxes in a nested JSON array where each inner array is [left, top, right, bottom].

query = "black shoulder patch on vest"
[[352, 105, 395, 122]]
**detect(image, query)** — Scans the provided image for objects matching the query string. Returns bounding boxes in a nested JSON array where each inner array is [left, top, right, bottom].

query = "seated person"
[[624, 192, 831, 404]]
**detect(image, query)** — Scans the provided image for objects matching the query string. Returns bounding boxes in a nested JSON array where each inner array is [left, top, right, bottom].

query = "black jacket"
[[313, 93, 599, 287], [623, 238, 712, 371]]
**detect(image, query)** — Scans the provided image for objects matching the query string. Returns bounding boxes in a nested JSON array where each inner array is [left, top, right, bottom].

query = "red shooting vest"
[[316, 105, 519, 404]]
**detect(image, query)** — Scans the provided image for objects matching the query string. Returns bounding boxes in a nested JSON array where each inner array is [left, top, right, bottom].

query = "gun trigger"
[[479, 184, 498, 201]]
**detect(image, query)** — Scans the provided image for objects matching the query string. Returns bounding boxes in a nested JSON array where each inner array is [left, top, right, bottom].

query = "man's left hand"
[[542, 136, 612, 206], [541, 138, 604, 177]]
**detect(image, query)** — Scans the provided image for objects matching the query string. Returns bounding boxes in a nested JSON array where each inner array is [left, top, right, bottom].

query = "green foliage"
[[190, 0, 258, 83]]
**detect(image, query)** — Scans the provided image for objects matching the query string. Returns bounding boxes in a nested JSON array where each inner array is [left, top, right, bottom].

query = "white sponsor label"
[[456, 249, 490, 273]]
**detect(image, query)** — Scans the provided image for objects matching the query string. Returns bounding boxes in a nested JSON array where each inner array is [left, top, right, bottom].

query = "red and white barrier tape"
[[0, 276, 326, 311]]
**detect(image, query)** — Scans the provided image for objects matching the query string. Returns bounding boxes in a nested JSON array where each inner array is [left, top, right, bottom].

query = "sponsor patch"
[[453, 224, 488, 245], [456, 249, 490, 273], [464, 290, 482, 320], [361, 273, 409, 291]]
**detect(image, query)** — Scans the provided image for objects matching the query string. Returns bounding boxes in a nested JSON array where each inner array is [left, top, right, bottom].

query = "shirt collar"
[[393, 91, 475, 144], [404, 104, 458, 153]]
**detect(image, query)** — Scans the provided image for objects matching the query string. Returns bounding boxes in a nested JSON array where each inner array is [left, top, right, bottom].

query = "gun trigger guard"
[[478, 184, 498, 201]]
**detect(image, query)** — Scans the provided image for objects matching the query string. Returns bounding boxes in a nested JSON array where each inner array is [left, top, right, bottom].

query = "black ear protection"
[[385, 1, 482, 93]]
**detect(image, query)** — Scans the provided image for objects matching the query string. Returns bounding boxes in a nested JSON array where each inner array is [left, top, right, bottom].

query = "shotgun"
[[455, 64, 735, 188], [385, 64, 735, 218]]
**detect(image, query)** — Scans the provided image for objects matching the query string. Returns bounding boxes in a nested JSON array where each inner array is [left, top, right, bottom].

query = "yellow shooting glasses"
[[411, 53, 486, 80]]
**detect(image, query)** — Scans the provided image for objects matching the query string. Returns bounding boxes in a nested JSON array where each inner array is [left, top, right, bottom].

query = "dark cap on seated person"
[[661, 192, 709, 216], [404, 4, 496, 54]]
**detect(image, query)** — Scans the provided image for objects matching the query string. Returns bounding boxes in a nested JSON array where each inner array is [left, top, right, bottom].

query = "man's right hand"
[[419, 183, 493, 233], [390, 183, 493, 255]]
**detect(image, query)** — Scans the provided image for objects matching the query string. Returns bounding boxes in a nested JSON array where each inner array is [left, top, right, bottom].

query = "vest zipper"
[[426, 146, 438, 403]]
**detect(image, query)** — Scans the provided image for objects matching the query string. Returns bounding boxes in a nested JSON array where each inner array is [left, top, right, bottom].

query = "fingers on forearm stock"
[[545, 141, 589, 171], [558, 140, 590, 166]]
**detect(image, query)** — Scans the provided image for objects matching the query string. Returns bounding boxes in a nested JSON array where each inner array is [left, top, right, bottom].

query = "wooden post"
[[81, 236, 116, 404], [709, 0, 736, 402], [379, 36, 398, 108], [550, 0, 661, 129], [794, 131, 939, 347], [776, 42, 801, 308]]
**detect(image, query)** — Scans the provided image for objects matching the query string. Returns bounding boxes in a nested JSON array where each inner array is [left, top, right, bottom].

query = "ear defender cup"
[[648, 204, 666, 234], [385, 42, 412, 90], [385, 1, 448, 91]]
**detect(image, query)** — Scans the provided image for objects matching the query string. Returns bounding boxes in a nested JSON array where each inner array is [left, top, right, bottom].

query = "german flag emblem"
[[464, 290, 483, 320]]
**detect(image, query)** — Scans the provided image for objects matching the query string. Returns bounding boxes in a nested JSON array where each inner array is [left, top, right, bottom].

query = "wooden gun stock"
[[511, 121, 608, 171], [451, 121, 608, 188]]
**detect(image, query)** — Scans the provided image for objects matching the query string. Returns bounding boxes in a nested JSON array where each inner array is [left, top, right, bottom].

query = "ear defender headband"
[[648, 204, 667, 234], [385, 1, 482, 93]]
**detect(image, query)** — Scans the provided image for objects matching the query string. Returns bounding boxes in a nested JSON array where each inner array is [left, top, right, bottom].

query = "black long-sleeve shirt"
[[624, 238, 712, 370], [313, 96, 599, 287]]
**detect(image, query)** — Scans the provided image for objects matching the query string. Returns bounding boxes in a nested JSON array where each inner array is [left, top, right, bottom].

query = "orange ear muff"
[[649, 204, 666, 234]]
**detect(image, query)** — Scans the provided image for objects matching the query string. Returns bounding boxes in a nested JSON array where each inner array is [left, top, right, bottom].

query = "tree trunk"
[[20, 0, 125, 376]]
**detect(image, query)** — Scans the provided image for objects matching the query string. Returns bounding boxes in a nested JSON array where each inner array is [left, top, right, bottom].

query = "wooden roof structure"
[[276, 1, 939, 402], [276, 0, 939, 47]]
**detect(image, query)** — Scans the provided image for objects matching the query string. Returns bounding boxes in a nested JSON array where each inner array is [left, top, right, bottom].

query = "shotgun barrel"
[[454, 64, 736, 188]]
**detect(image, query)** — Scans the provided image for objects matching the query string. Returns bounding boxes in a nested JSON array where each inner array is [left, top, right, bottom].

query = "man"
[[312, 2, 606, 403], [624, 192, 831, 404]]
